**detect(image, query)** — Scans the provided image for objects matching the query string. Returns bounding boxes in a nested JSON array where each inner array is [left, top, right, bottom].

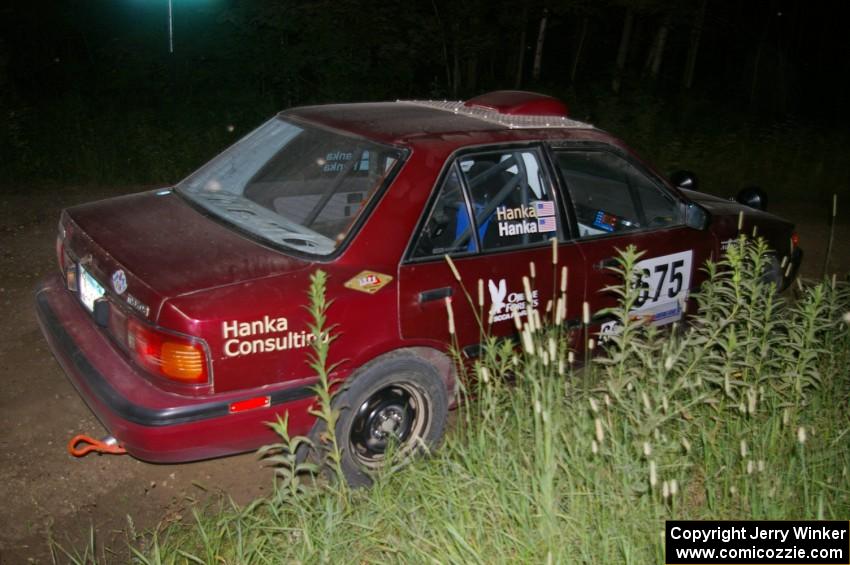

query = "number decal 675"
[[632, 251, 693, 311]]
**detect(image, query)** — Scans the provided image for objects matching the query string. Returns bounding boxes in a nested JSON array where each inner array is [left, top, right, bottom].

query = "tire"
[[318, 355, 449, 488]]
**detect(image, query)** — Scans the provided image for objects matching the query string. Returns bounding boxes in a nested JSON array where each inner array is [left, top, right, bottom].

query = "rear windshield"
[[177, 117, 403, 255]]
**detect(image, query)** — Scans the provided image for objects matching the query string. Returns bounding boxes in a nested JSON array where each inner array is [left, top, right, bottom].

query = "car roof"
[[280, 92, 597, 148]]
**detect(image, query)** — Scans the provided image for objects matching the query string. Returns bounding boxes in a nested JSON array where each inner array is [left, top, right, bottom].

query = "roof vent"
[[463, 90, 569, 117]]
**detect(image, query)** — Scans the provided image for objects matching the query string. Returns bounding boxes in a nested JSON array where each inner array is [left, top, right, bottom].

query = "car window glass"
[[461, 149, 559, 251], [411, 166, 476, 258], [178, 117, 402, 255], [555, 150, 682, 238]]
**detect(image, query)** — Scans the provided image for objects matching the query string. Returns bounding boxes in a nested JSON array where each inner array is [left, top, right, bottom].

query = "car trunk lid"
[[60, 189, 311, 321]]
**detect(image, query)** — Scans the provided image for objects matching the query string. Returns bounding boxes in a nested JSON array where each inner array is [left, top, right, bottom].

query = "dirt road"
[[0, 184, 846, 563]]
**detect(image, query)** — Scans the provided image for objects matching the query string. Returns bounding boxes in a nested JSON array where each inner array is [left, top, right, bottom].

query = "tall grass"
[[122, 240, 848, 564]]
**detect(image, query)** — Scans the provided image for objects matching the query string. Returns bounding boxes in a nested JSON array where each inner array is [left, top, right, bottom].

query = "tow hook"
[[67, 434, 127, 457]]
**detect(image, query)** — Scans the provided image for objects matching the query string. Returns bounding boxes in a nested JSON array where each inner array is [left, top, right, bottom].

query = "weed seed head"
[[523, 276, 533, 305], [444, 254, 461, 282], [797, 426, 807, 444], [593, 418, 605, 443], [480, 366, 490, 384]]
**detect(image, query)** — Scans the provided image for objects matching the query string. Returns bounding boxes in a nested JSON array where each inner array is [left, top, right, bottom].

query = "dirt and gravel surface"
[[0, 184, 847, 563]]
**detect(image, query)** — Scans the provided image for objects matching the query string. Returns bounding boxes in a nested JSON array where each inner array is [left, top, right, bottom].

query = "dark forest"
[[2, 0, 849, 200]]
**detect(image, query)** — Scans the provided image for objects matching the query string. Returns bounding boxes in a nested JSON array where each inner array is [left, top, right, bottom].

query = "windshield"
[[177, 117, 403, 255]]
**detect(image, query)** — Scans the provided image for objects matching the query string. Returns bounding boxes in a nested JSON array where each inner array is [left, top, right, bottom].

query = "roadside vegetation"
[[54, 234, 849, 564], [5, 89, 848, 207]]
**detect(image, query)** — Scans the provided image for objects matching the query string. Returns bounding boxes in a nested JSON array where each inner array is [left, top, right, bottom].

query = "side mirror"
[[684, 202, 709, 230], [736, 186, 768, 211], [670, 170, 699, 192]]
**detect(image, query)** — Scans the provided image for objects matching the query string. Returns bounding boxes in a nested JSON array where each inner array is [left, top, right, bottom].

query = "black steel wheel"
[[333, 354, 448, 487]]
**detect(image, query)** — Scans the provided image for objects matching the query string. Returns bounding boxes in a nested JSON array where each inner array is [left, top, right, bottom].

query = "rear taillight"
[[127, 318, 209, 385], [790, 231, 800, 250]]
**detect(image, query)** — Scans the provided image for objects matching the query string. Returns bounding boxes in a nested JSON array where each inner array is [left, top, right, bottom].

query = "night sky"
[[2, 0, 849, 191]]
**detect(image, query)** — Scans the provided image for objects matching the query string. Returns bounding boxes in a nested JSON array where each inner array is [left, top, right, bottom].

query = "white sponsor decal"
[[221, 315, 323, 358], [630, 250, 693, 326], [487, 278, 539, 323], [598, 320, 621, 343], [495, 201, 558, 237]]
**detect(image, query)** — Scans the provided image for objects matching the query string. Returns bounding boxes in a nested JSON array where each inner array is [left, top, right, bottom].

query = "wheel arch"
[[343, 345, 458, 407]]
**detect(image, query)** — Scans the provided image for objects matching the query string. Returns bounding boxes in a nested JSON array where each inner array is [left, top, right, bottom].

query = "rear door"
[[550, 145, 714, 343], [398, 145, 585, 355]]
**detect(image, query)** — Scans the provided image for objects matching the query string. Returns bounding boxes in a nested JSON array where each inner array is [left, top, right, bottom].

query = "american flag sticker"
[[538, 216, 557, 232], [534, 200, 555, 217]]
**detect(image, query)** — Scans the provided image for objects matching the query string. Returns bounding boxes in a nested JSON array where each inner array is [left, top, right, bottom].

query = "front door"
[[551, 147, 714, 343]]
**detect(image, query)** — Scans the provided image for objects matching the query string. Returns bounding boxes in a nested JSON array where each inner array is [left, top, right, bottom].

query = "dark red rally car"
[[36, 91, 801, 482]]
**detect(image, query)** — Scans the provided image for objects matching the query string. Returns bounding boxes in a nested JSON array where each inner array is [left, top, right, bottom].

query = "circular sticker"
[[111, 269, 128, 295]]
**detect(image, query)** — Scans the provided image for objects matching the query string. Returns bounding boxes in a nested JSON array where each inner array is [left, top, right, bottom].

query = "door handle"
[[419, 286, 453, 303], [594, 257, 619, 271]]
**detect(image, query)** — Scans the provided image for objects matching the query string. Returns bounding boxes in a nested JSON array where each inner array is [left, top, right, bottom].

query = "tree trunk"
[[514, 4, 528, 88], [570, 16, 589, 83], [430, 0, 453, 96], [452, 22, 461, 97], [649, 14, 671, 80], [532, 9, 548, 82], [466, 53, 478, 94], [612, 8, 634, 93], [643, 14, 670, 79], [749, 5, 772, 106], [683, 0, 707, 89]]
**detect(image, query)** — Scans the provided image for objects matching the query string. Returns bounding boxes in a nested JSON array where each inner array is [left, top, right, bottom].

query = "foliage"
[[120, 238, 850, 564], [2, 1, 848, 199]]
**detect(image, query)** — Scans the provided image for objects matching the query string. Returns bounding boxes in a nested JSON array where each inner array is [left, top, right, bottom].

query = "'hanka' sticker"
[[344, 270, 393, 294]]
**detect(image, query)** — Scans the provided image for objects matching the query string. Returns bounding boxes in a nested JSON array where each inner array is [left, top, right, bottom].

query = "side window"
[[411, 148, 560, 260], [460, 149, 559, 251], [411, 166, 476, 258], [555, 150, 683, 238]]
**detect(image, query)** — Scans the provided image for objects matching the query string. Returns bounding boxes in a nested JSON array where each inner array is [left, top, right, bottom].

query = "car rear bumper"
[[35, 274, 318, 462]]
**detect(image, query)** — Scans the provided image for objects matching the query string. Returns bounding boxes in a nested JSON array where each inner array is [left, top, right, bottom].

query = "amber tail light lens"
[[127, 318, 209, 385]]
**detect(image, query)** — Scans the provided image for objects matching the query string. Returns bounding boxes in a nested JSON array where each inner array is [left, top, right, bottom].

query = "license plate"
[[78, 265, 105, 312]]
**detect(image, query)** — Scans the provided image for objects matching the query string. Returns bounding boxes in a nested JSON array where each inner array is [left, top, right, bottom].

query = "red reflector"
[[229, 396, 270, 414], [791, 232, 800, 249]]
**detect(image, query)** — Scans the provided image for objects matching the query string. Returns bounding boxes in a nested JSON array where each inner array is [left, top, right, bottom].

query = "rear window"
[[178, 117, 403, 255]]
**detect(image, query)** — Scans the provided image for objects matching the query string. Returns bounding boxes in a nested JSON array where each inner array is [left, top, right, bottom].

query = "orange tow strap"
[[67, 434, 127, 457]]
